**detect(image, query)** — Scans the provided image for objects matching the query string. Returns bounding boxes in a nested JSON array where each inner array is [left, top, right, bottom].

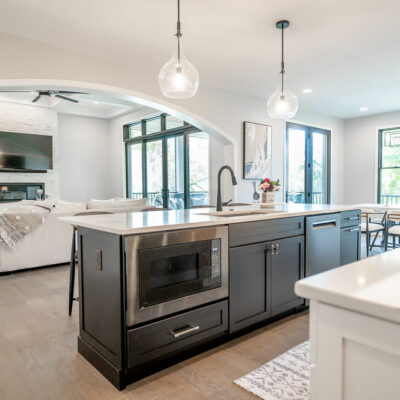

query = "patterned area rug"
[[234, 341, 310, 400]]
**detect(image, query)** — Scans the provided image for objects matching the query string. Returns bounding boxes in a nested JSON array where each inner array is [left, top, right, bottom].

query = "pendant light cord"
[[176, 0, 182, 64], [280, 25, 285, 95]]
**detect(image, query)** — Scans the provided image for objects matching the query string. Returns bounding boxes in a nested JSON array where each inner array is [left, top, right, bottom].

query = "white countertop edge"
[[58, 205, 361, 235], [295, 281, 400, 324]]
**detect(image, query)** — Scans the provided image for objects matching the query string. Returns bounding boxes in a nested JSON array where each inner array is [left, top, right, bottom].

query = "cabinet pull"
[[266, 244, 277, 255], [312, 220, 337, 230], [169, 324, 200, 339], [345, 227, 360, 232], [345, 216, 359, 221]]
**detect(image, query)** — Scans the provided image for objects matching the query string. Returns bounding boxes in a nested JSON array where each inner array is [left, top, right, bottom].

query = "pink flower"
[[261, 182, 270, 191]]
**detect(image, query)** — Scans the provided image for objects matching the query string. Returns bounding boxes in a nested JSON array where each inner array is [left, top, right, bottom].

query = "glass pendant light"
[[159, 0, 199, 99], [267, 20, 298, 119]]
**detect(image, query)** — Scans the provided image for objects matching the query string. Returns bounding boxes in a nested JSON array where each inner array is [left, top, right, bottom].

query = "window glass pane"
[[379, 169, 400, 204], [129, 122, 142, 138], [312, 132, 328, 204], [146, 140, 163, 207], [189, 132, 210, 207], [166, 115, 184, 130], [146, 117, 161, 134], [286, 128, 306, 203], [167, 136, 185, 209], [127, 143, 142, 198], [381, 129, 400, 168]]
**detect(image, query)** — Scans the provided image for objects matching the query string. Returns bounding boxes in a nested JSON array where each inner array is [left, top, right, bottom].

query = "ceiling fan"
[[0, 90, 88, 103]]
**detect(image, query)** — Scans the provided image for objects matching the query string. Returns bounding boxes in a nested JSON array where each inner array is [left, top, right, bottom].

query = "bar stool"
[[69, 211, 111, 316], [361, 210, 388, 257], [388, 213, 400, 249]]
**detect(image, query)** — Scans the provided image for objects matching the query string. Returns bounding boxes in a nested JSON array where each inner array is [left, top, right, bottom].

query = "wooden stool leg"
[[68, 229, 76, 316]]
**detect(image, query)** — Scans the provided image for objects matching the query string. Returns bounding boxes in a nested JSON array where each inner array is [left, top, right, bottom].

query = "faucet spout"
[[216, 165, 237, 211]]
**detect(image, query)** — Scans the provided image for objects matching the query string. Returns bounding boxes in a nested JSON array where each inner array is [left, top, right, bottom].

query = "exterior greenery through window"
[[124, 114, 210, 209], [286, 122, 331, 204], [378, 128, 400, 204]]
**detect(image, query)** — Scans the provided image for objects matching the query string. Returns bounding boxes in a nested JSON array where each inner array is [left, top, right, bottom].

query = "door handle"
[[345, 227, 360, 232], [312, 220, 337, 229], [169, 324, 200, 339]]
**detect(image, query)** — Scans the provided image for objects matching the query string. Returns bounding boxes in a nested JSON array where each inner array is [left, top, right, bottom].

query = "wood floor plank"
[[0, 265, 309, 400]]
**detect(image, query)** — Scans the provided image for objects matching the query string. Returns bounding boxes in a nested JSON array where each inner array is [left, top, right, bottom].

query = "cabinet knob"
[[266, 244, 278, 255]]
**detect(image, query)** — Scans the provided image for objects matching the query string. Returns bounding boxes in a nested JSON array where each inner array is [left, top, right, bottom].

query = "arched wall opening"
[[0, 79, 237, 205]]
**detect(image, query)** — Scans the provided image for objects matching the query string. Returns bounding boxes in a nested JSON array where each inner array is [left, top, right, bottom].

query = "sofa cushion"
[[86, 198, 147, 210]]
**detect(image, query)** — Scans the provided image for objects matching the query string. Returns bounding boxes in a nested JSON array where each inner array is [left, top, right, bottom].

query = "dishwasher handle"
[[312, 220, 337, 230]]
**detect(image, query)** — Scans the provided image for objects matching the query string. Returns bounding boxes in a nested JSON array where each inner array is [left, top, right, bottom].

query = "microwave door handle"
[[169, 324, 200, 339]]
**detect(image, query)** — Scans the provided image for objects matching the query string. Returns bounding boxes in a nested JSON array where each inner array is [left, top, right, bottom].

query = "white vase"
[[262, 191, 275, 207]]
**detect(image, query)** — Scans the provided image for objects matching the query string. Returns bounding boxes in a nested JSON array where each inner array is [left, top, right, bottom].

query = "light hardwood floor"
[[0, 265, 309, 400]]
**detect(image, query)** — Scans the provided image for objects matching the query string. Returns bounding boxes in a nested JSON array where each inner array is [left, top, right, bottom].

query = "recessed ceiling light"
[[93, 101, 99, 104], [360, 107, 368, 111], [302, 88, 312, 93]]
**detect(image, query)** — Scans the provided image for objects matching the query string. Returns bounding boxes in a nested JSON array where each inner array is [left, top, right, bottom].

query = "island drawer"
[[126, 300, 228, 369], [229, 216, 304, 247], [341, 210, 361, 228]]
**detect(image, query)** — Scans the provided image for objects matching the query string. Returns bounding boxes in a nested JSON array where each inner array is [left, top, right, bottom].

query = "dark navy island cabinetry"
[[74, 209, 361, 390]]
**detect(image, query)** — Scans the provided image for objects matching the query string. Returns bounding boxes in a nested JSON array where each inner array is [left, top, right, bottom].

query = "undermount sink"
[[199, 209, 286, 218]]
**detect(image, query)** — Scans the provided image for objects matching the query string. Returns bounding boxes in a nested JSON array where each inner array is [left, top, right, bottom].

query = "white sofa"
[[0, 198, 150, 274]]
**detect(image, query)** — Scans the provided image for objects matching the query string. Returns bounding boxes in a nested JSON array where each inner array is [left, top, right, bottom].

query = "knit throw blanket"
[[0, 205, 50, 251]]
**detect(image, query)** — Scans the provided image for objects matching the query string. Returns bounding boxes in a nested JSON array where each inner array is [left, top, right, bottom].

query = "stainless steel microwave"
[[124, 226, 228, 326]]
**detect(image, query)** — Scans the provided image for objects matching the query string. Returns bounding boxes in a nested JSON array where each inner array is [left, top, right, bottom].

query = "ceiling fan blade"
[[55, 94, 79, 103], [32, 94, 41, 103], [57, 91, 88, 95]]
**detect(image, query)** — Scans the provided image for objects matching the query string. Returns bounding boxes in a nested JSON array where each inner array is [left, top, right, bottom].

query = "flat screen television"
[[0, 131, 53, 172]]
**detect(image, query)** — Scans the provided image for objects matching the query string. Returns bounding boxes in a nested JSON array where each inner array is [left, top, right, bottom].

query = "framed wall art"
[[243, 121, 272, 179]]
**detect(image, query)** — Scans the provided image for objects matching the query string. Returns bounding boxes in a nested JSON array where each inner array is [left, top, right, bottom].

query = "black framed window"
[[124, 114, 210, 209], [378, 127, 400, 204], [286, 122, 331, 204]]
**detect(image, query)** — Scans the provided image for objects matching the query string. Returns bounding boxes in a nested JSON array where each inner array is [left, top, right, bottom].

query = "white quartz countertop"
[[295, 249, 400, 324], [59, 203, 359, 235]]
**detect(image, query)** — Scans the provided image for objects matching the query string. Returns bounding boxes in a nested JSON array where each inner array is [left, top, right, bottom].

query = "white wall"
[[343, 110, 400, 204], [58, 113, 112, 202], [0, 100, 59, 198], [0, 33, 345, 204]]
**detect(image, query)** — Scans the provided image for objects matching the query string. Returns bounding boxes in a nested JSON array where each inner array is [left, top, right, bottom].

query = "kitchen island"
[[295, 249, 400, 400], [60, 203, 361, 389]]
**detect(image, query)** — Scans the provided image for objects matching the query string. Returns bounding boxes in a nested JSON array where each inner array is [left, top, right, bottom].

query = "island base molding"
[[309, 300, 400, 400]]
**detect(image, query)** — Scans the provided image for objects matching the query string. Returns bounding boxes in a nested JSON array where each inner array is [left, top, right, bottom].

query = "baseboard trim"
[[0, 262, 69, 276], [78, 336, 125, 390]]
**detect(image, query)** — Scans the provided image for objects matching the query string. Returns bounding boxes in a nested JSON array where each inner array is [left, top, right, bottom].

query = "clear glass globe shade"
[[159, 39, 199, 99], [267, 87, 298, 119]]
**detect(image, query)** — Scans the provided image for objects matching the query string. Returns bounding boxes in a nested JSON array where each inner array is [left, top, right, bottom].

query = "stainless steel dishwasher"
[[305, 213, 340, 277]]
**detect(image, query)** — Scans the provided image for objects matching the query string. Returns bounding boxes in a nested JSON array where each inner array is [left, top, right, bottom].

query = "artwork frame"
[[243, 121, 272, 180]]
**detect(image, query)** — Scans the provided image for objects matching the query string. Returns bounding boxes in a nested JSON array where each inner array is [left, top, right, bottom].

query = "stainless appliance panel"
[[125, 226, 228, 326]]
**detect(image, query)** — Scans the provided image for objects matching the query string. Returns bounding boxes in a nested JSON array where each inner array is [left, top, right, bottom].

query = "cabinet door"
[[270, 236, 305, 316], [340, 226, 361, 266], [229, 242, 271, 333], [306, 213, 340, 277]]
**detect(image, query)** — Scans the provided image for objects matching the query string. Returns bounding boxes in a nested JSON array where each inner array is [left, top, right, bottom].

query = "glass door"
[[286, 122, 330, 204], [146, 139, 163, 207], [167, 135, 185, 209]]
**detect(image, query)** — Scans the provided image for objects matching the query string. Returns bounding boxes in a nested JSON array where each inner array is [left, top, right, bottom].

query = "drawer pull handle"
[[312, 220, 337, 229], [345, 216, 359, 221], [169, 324, 200, 339], [345, 227, 360, 232]]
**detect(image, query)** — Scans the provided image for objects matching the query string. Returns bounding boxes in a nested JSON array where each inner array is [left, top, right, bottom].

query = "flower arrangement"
[[258, 178, 280, 192]]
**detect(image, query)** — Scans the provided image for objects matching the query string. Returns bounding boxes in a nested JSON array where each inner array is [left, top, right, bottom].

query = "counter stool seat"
[[389, 225, 400, 235], [361, 222, 384, 232]]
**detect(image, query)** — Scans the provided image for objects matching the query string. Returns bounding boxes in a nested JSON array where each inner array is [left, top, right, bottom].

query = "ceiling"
[[0, 92, 145, 119], [0, 0, 399, 119]]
